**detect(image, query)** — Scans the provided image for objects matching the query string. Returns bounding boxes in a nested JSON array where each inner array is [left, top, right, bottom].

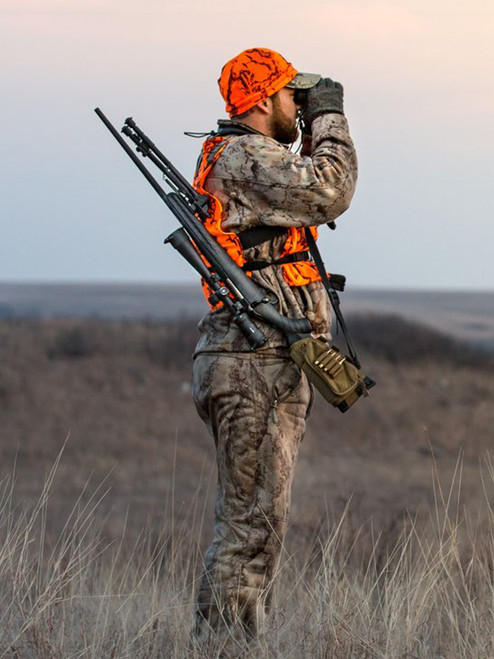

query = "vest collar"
[[215, 119, 266, 138]]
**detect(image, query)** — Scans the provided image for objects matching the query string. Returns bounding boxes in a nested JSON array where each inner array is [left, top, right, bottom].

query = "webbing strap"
[[242, 250, 310, 271], [238, 225, 288, 250], [304, 228, 361, 368]]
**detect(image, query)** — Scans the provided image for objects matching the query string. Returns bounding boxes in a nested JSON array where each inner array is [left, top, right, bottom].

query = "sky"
[[1, 0, 493, 290]]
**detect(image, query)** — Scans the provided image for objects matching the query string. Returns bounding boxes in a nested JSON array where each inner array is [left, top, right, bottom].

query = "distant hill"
[[0, 282, 493, 350], [0, 282, 206, 321]]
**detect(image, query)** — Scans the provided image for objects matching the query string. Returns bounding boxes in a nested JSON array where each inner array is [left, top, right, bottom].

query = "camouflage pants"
[[191, 351, 313, 649]]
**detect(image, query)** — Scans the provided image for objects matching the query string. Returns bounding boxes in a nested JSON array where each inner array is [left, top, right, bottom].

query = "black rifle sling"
[[304, 228, 361, 369]]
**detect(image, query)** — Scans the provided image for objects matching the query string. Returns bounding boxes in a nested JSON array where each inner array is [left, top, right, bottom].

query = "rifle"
[[94, 108, 312, 350], [94, 108, 375, 411]]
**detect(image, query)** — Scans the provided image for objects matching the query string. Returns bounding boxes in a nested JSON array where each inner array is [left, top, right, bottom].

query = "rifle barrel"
[[95, 107, 170, 206], [123, 117, 198, 203]]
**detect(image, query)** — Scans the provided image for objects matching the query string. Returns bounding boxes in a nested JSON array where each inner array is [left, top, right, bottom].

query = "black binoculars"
[[293, 89, 309, 108]]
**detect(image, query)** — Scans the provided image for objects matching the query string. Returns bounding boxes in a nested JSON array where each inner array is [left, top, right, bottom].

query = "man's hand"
[[303, 78, 344, 130]]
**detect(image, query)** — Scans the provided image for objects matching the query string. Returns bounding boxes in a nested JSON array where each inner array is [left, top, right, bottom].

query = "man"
[[191, 47, 358, 649]]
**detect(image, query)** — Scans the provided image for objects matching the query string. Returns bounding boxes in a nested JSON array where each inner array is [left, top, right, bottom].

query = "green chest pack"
[[290, 337, 375, 413]]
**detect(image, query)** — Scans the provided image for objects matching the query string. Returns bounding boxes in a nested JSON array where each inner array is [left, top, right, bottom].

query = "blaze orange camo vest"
[[193, 134, 322, 309]]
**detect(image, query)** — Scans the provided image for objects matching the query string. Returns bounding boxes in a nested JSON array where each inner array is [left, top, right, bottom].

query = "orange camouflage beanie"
[[218, 47, 298, 117]]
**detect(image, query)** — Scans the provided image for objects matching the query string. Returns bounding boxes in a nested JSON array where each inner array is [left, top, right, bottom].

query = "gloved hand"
[[303, 78, 344, 130]]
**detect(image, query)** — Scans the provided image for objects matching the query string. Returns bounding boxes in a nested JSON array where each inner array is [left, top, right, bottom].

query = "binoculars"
[[293, 89, 310, 108]]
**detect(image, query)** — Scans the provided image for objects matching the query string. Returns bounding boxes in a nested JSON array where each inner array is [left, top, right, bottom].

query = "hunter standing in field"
[[191, 47, 358, 650]]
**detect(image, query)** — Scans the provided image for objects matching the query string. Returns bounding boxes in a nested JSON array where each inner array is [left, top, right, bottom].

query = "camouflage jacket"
[[194, 113, 358, 356]]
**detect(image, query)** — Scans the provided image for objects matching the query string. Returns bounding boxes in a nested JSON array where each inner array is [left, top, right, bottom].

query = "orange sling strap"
[[193, 134, 323, 309]]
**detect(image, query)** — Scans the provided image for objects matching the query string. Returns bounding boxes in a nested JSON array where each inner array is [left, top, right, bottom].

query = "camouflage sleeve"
[[206, 113, 358, 230]]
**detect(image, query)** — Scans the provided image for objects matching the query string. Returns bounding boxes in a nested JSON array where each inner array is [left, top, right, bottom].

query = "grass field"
[[1, 315, 494, 657]]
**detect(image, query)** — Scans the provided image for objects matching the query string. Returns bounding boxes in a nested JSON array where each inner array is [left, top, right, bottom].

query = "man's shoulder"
[[213, 133, 287, 175]]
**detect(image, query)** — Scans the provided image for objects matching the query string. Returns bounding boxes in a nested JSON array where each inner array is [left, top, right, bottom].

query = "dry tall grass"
[[2, 316, 494, 657], [2, 449, 494, 658]]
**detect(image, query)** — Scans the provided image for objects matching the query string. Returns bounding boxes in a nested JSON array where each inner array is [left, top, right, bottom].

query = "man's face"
[[268, 87, 301, 145]]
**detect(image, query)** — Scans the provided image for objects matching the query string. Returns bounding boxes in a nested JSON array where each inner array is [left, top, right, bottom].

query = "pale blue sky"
[[1, 0, 493, 289]]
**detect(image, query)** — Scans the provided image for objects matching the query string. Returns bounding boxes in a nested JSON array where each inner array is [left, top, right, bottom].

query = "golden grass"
[[2, 317, 494, 657], [1, 448, 494, 658]]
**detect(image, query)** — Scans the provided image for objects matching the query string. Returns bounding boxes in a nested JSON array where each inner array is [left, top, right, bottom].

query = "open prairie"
[[1, 282, 494, 349], [1, 311, 494, 656]]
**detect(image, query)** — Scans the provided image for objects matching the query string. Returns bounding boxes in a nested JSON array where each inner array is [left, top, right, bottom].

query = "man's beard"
[[269, 98, 299, 145]]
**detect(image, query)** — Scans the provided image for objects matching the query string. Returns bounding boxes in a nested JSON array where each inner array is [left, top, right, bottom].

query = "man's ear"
[[257, 97, 273, 115]]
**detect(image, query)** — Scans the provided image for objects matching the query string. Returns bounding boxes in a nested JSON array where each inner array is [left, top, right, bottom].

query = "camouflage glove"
[[303, 78, 344, 131]]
